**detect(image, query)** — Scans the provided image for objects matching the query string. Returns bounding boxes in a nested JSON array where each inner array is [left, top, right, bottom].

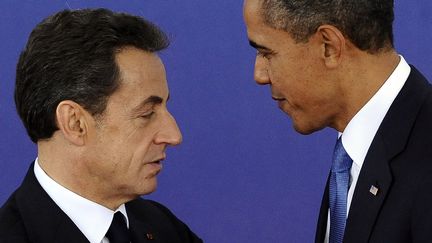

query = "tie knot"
[[331, 138, 353, 173], [106, 212, 130, 243]]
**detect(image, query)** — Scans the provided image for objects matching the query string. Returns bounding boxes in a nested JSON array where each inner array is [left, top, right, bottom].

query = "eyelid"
[[141, 110, 155, 119], [257, 50, 272, 59]]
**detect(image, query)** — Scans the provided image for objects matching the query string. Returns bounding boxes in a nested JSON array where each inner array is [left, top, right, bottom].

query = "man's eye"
[[257, 51, 271, 59], [141, 111, 155, 119]]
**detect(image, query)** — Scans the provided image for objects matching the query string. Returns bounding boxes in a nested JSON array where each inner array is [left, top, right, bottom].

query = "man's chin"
[[136, 179, 158, 196], [292, 122, 322, 135]]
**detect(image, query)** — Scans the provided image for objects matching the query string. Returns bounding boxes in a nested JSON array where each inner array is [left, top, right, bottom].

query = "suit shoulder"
[[127, 198, 179, 221], [410, 88, 432, 140], [0, 192, 30, 243], [146, 199, 179, 218], [0, 191, 24, 232], [127, 198, 203, 243]]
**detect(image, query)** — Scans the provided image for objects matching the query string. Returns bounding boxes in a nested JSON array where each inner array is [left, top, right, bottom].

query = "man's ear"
[[55, 100, 91, 146], [316, 25, 346, 68]]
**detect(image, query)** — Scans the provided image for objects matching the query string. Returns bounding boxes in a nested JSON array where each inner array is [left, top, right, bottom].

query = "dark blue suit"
[[315, 66, 432, 243], [0, 164, 203, 243]]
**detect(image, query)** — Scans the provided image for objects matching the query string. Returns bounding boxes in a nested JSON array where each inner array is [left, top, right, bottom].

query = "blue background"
[[0, 1, 431, 242]]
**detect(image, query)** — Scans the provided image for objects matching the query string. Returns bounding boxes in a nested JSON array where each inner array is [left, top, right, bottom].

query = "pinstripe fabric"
[[329, 138, 353, 243]]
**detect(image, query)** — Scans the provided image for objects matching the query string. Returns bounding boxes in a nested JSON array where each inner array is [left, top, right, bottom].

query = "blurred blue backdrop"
[[0, 1, 431, 242]]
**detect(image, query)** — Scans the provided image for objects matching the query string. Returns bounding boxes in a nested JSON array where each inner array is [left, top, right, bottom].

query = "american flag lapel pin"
[[146, 233, 154, 240], [369, 185, 379, 196]]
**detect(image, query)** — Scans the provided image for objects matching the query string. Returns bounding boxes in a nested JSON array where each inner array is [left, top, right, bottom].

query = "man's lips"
[[146, 157, 165, 169], [149, 160, 161, 165], [146, 161, 163, 176], [272, 96, 286, 106], [148, 155, 166, 164], [271, 96, 288, 111], [271, 96, 285, 101]]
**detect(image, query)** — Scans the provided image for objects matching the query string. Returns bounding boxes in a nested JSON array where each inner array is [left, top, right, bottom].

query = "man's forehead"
[[245, 3, 280, 51], [244, 0, 274, 37], [115, 47, 162, 71], [244, 0, 264, 20], [115, 48, 166, 84]]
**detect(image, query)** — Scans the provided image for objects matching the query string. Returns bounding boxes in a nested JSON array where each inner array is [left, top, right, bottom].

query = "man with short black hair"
[[0, 8, 202, 243], [243, 0, 432, 242]]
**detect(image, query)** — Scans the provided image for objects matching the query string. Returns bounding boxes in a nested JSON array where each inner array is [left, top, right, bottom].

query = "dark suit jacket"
[[315, 66, 432, 243], [0, 163, 203, 243]]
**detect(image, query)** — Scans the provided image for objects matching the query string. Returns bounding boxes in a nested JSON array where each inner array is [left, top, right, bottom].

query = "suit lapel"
[[343, 66, 431, 242], [127, 202, 163, 243], [343, 135, 392, 243], [15, 163, 89, 243], [52, 218, 91, 243], [129, 217, 163, 243]]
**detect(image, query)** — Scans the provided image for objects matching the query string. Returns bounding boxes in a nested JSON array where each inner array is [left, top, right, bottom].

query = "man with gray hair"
[[243, 0, 432, 242]]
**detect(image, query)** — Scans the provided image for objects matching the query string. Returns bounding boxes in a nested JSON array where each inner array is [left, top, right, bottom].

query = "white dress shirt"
[[324, 56, 411, 243], [34, 158, 129, 243]]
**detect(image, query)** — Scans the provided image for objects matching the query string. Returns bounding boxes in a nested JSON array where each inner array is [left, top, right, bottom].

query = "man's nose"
[[154, 111, 182, 146], [254, 56, 270, 85]]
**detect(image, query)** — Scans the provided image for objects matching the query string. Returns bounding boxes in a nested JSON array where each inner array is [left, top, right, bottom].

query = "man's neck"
[[37, 141, 131, 210], [332, 50, 400, 132]]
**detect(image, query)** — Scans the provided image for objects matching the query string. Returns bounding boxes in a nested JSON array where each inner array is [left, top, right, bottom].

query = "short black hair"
[[15, 8, 169, 143], [260, 0, 394, 53]]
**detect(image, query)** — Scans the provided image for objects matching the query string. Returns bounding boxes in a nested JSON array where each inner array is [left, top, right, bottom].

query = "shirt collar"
[[341, 55, 411, 168], [34, 158, 129, 243]]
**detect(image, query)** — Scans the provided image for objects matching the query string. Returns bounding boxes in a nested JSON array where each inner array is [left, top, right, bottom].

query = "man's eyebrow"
[[145, 95, 164, 105], [249, 40, 271, 51], [134, 95, 164, 111]]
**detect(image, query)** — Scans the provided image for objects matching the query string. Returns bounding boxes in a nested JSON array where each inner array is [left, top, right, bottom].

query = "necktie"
[[329, 138, 353, 243], [106, 212, 130, 243]]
